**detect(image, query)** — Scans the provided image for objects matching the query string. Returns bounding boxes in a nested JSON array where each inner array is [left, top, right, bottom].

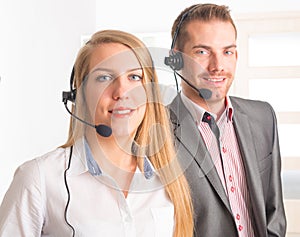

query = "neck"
[[205, 99, 226, 120], [183, 91, 226, 120], [86, 130, 135, 166], [85, 129, 137, 194]]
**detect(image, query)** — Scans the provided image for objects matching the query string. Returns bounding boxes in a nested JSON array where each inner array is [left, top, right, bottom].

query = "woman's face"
[[84, 42, 147, 138]]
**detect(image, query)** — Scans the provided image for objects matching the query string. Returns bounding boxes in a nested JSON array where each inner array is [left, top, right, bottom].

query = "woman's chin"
[[112, 126, 135, 139]]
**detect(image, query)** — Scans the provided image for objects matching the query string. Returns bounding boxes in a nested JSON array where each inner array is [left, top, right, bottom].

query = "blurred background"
[[0, 0, 299, 235]]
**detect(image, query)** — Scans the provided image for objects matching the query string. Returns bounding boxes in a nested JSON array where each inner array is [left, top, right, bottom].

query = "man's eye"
[[196, 50, 208, 55], [129, 74, 143, 81], [225, 51, 234, 55], [96, 75, 113, 82]]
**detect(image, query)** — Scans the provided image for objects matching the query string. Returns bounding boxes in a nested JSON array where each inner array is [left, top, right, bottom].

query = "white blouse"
[[0, 139, 174, 237]]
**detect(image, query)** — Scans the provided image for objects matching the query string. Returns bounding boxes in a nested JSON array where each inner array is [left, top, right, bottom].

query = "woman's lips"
[[109, 108, 134, 117]]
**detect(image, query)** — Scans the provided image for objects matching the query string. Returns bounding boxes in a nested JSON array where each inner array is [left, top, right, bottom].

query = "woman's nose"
[[111, 77, 130, 100]]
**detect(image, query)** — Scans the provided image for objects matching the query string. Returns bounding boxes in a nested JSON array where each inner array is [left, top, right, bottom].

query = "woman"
[[0, 30, 193, 236]]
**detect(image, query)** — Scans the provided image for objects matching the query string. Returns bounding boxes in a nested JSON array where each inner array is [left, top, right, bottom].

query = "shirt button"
[[238, 225, 243, 231], [229, 175, 233, 182], [222, 147, 227, 153], [231, 186, 235, 192], [236, 214, 240, 220]]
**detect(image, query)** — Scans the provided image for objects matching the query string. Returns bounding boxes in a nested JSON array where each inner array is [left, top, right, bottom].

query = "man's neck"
[[182, 92, 226, 120]]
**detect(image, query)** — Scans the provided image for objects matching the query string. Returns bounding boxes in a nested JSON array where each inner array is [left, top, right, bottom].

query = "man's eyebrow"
[[192, 44, 211, 50], [224, 44, 237, 49], [192, 44, 237, 50]]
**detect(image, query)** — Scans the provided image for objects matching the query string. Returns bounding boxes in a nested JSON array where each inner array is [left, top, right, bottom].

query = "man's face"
[[180, 20, 238, 105]]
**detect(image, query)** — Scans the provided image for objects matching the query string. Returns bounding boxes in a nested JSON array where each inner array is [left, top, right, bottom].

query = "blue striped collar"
[[84, 139, 155, 179]]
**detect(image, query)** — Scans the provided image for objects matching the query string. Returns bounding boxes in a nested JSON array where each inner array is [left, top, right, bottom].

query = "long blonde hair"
[[61, 30, 193, 237]]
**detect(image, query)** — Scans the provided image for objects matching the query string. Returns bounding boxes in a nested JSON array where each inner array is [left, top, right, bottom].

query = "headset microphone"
[[174, 71, 212, 100], [62, 67, 112, 138]]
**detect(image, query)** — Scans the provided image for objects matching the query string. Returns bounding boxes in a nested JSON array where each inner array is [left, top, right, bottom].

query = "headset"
[[164, 5, 200, 71], [62, 63, 113, 236], [62, 66, 112, 137], [164, 4, 212, 100], [61, 67, 80, 237], [62, 67, 76, 103]]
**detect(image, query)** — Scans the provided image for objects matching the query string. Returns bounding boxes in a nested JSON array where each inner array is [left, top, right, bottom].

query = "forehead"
[[89, 43, 141, 73], [184, 20, 236, 46]]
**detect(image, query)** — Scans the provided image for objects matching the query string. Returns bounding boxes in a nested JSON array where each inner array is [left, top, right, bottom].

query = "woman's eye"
[[96, 75, 113, 82], [129, 74, 143, 81]]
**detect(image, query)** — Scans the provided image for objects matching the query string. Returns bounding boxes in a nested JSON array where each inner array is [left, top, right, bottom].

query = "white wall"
[[1, 0, 300, 202], [0, 0, 96, 200], [94, 0, 300, 33]]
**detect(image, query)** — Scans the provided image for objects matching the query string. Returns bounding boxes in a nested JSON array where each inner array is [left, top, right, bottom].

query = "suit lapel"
[[169, 95, 231, 212], [231, 98, 266, 236]]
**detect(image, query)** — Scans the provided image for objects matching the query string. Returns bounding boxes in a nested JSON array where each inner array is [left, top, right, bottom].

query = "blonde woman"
[[0, 30, 193, 237]]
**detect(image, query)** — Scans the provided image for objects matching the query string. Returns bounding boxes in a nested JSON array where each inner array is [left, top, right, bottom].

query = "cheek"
[[183, 59, 208, 77], [129, 104, 146, 133], [138, 104, 146, 120], [129, 88, 147, 124], [127, 85, 147, 107], [85, 84, 108, 119], [227, 57, 237, 71]]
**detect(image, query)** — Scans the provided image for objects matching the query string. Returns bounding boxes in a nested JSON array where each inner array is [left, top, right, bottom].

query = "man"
[[166, 3, 286, 237]]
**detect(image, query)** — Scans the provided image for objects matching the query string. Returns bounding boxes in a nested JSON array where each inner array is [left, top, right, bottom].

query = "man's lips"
[[202, 77, 225, 82]]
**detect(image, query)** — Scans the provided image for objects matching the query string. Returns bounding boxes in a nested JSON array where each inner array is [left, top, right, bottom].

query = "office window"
[[249, 78, 300, 112], [248, 32, 300, 67]]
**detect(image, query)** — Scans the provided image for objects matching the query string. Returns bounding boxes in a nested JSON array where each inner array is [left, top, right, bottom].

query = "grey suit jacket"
[[169, 94, 286, 237]]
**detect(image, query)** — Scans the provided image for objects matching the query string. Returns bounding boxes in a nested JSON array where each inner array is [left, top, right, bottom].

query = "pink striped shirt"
[[181, 94, 255, 237]]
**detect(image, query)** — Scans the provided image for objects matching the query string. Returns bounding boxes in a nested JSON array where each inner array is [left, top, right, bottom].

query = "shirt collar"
[[65, 138, 89, 176], [84, 139, 102, 176], [181, 93, 234, 123], [224, 96, 234, 122], [142, 156, 155, 179], [68, 137, 156, 179]]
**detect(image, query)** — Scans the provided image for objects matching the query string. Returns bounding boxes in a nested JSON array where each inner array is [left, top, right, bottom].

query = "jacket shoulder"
[[230, 96, 275, 114]]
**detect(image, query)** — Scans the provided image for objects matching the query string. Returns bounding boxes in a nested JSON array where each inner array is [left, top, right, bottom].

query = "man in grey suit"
[[165, 3, 286, 237]]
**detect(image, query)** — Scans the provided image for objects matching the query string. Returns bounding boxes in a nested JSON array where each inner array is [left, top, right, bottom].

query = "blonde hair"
[[61, 30, 193, 237]]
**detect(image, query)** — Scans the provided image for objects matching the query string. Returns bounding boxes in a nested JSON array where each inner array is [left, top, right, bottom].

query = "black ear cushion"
[[62, 89, 76, 103], [164, 51, 184, 71]]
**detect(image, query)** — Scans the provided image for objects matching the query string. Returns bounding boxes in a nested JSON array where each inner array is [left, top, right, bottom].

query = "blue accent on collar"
[[84, 139, 155, 179], [143, 156, 154, 179], [84, 140, 102, 176]]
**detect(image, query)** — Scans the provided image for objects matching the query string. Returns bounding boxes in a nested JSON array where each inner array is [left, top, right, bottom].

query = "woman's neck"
[[85, 130, 137, 196]]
